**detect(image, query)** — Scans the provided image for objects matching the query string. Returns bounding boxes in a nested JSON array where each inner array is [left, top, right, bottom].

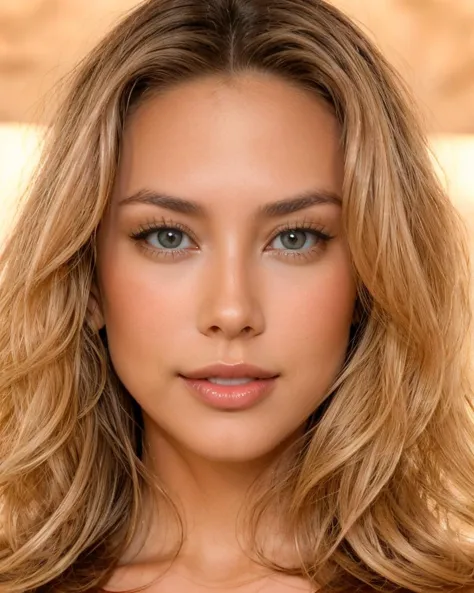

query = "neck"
[[128, 412, 304, 582]]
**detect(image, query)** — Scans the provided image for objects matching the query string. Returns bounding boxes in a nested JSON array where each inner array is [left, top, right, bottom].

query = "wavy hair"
[[0, 1, 473, 591]]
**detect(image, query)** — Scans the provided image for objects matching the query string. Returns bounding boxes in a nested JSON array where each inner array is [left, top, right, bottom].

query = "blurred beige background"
[[0, 0, 473, 263], [1, 0, 473, 132]]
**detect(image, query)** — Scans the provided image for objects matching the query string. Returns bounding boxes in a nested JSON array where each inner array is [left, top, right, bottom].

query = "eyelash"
[[129, 216, 335, 262]]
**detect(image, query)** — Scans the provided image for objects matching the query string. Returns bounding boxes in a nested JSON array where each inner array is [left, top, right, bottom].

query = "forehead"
[[113, 73, 343, 212]]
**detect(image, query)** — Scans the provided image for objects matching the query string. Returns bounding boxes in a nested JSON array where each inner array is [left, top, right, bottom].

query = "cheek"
[[271, 254, 356, 418], [97, 249, 185, 362], [273, 256, 356, 350]]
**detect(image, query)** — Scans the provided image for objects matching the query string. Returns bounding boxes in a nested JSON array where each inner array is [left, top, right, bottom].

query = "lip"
[[180, 376, 278, 410], [180, 362, 279, 380]]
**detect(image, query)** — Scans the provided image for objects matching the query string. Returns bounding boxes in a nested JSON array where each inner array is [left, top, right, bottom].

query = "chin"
[[140, 393, 308, 465], [163, 419, 303, 465]]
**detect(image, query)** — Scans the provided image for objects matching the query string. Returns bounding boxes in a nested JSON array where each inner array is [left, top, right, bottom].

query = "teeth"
[[207, 377, 256, 385]]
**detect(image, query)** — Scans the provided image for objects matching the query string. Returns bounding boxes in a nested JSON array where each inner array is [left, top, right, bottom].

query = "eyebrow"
[[118, 187, 342, 217]]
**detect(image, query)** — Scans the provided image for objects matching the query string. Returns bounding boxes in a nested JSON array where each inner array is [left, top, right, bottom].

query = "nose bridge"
[[197, 239, 264, 338]]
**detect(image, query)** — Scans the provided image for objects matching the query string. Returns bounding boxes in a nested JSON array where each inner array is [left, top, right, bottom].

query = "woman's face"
[[94, 72, 357, 462]]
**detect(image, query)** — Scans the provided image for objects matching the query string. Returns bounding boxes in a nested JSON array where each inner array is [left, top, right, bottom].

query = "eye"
[[129, 217, 335, 261], [272, 228, 320, 251], [146, 227, 192, 250], [129, 217, 197, 260], [267, 221, 335, 261]]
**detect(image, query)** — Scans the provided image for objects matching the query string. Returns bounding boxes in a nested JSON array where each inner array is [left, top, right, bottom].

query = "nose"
[[196, 250, 265, 340]]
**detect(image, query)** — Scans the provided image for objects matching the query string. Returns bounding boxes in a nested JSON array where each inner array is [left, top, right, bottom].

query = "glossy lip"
[[180, 362, 279, 380], [180, 376, 278, 410]]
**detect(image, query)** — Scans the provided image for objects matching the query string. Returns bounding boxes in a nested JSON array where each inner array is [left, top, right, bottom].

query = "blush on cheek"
[[289, 271, 355, 338]]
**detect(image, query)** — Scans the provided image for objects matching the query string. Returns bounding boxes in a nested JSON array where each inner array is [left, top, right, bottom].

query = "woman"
[[0, 0, 473, 591]]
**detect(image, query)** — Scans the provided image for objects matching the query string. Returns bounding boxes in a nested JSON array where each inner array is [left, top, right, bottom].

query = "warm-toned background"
[[0, 0, 473, 132], [0, 0, 473, 269]]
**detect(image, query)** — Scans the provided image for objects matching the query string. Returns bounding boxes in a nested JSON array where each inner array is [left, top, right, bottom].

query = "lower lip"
[[180, 376, 278, 410]]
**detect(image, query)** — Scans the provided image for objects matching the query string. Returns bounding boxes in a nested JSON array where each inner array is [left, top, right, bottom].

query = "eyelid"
[[131, 216, 199, 244], [269, 217, 328, 238], [131, 215, 331, 241]]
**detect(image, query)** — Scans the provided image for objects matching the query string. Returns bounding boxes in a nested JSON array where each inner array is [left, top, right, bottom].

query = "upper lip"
[[180, 363, 279, 380]]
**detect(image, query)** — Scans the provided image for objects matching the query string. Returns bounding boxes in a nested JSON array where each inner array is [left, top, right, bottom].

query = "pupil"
[[159, 229, 182, 248], [283, 230, 304, 249]]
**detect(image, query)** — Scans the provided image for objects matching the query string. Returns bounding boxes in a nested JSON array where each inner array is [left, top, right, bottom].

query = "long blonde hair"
[[1, 1, 473, 591]]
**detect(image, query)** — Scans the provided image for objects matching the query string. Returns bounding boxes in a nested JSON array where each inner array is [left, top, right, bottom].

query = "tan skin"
[[91, 72, 357, 592]]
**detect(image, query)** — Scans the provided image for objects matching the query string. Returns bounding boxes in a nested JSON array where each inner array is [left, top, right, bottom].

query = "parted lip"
[[180, 363, 279, 380]]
